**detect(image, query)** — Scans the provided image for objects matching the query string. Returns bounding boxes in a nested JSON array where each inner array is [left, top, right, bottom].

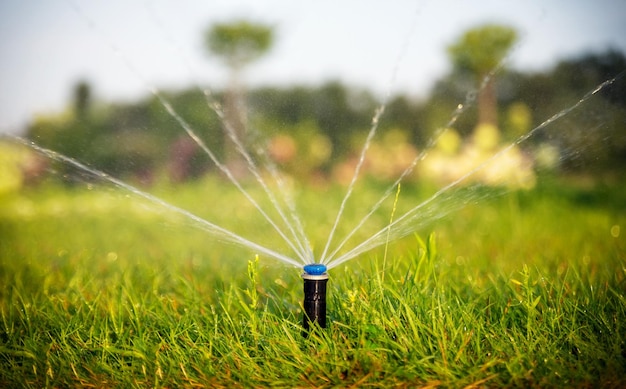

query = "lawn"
[[1, 176, 625, 387]]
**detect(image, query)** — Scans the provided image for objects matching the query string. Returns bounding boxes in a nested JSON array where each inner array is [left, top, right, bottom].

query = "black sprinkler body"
[[302, 264, 329, 333]]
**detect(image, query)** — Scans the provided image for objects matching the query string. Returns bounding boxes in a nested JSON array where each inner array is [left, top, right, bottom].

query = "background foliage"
[[22, 49, 626, 186]]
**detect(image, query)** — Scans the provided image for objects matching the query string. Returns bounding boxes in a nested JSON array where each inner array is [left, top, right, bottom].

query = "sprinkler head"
[[302, 264, 329, 335], [303, 263, 327, 276]]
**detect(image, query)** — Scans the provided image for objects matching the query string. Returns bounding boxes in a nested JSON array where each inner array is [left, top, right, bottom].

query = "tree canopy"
[[447, 24, 517, 77], [205, 20, 274, 71], [447, 24, 518, 128]]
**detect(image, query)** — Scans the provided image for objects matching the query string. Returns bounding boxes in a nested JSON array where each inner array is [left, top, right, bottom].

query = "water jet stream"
[[319, 3, 422, 263], [6, 136, 304, 268], [156, 94, 309, 264], [143, 2, 314, 263], [18, 2, 626, 274], [66, 0, 312, 264], [8, 4, 625, 336], [320, 69, 492, 265], [325, 71, 625, 269]]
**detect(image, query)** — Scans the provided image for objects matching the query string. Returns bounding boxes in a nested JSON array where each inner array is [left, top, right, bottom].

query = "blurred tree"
[[501, 49, 626, 175], [249, 82, 376, 161], [552, 49, 626, 105], [28, 80, 99, 168], [428, 70, 477, 138], [73, 80, 91, 120], [313, 81, 360, 151], [548, 50, 626, 174], [384, 95, 427, 146], [448, 24, 517, 128], [205, 20, 274, 175], [250, 86, 312, 126]]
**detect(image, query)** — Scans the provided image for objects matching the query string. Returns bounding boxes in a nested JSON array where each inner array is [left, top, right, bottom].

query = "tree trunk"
[[223, 71, 248, 178], [478, 76, 498, 127]]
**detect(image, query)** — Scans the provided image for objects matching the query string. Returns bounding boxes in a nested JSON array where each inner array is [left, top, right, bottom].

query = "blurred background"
[[0, 0, 625, 193]]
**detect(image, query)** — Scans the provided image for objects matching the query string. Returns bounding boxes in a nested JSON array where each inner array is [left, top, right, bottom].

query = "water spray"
[[302, 264, 329, 334]]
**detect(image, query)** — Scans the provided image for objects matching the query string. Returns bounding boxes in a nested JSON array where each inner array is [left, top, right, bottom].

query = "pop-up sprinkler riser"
[[302, 264, 329, 334]]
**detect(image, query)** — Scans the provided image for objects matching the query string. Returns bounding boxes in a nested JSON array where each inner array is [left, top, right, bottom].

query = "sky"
[[1, 0, 625, 134]]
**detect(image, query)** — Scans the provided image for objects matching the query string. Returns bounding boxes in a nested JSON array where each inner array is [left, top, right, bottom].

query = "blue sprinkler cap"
[[303, 263, 327, 275]]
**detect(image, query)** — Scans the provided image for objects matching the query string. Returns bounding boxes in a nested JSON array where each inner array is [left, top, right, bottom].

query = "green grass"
[[1, 178, 625, 387]]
